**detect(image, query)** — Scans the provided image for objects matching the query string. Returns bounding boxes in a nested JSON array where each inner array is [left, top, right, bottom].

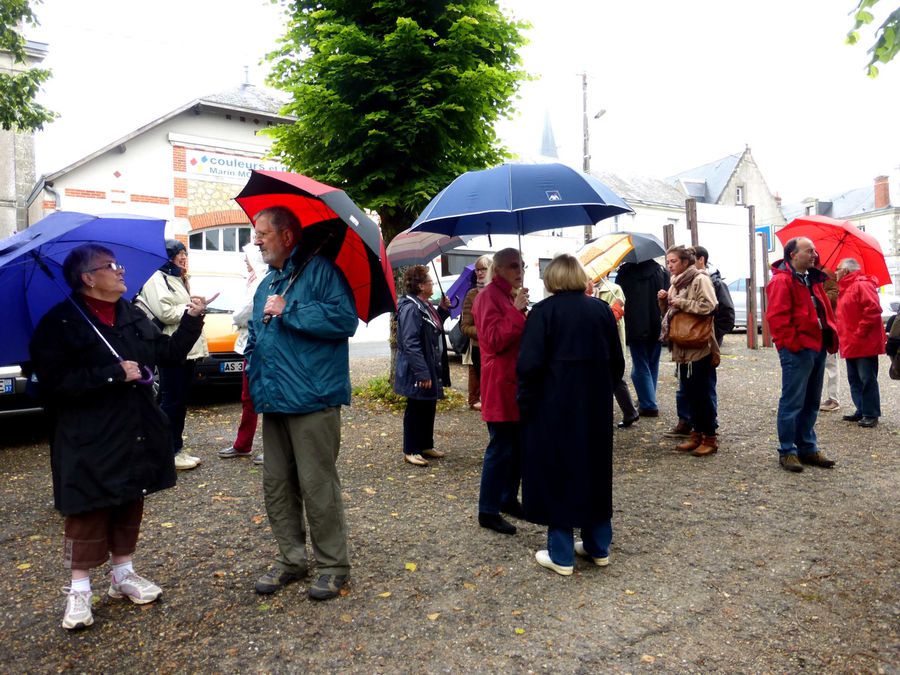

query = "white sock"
[[111, 561, 134, 584], [70, 576, 91, 593]]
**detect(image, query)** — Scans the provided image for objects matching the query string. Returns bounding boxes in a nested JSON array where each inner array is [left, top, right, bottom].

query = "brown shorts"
[[63, 498, 144, 570]]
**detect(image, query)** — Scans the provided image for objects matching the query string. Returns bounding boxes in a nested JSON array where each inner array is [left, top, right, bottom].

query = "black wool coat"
[[29, 296, 203, 516], [616, 260, 670, 344], [517, 291, 625, 527]]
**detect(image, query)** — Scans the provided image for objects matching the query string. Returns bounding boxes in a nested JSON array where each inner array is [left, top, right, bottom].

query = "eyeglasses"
[[505, 262, 526, 270], [475, 267, 488, 272], [88, 262, 126, 273]]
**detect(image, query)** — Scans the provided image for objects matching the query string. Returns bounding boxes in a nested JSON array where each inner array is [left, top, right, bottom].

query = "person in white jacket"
[[218, 244, 266, 463], [136, 240, 210, 470]]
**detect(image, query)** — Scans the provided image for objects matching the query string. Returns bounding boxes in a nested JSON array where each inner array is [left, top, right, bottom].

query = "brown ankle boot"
[[675, 431, 702, 452], [692, 434, 719, 456]]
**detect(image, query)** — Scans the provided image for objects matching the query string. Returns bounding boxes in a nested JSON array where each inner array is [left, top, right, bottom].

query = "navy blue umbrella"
[[0, 211, 169, 366], [409, 163, 633, 237]]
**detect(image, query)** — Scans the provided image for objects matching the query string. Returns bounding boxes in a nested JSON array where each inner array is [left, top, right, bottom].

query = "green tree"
[[0, 0, 54, 131], [847, 0, 900, 77], [265, 1, 528, 240]]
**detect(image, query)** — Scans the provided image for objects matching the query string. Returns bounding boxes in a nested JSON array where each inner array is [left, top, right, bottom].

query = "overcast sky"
[[28, 0, 900, 204]]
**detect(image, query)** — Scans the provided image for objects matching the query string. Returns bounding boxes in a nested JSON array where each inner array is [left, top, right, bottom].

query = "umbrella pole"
[[431, 260, 445, 295]]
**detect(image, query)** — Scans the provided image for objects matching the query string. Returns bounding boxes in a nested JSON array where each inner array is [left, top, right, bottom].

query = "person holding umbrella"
[[135, 239, 209, 471], [394, 265, 451, 466], [460, 255, 492, 410], [29, 244, 210, 630]]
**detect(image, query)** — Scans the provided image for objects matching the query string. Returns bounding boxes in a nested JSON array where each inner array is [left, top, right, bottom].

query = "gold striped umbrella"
[[577, 233, 634, 282]]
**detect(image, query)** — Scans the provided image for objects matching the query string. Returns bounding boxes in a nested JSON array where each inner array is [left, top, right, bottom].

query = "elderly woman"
[[517, 254, 624, 575], [394, 265, 451, 466], [29, 244, 212, 630], [136, 239, 209, 470], [460, 255, 492, 410], [658, 245, 719, 456]]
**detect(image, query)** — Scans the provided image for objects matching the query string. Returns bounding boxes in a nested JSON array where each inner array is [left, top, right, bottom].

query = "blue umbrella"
[[0, 211, 169, 366], [409, 162, 633, 237], [445, 264, 477, 319]]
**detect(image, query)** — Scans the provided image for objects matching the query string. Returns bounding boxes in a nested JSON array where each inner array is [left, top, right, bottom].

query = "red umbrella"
[[776, 215, 891, 286], [235, 170, 396, 322]]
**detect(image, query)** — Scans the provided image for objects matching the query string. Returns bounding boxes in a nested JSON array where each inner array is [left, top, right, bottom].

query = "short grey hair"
[[62, 244, 115, 291], [838, 258, 861, 272], [488, 248, 521, 283]]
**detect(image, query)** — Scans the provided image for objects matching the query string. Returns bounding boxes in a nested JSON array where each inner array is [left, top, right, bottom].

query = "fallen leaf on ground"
[[160, 522, 175, 528], [427, 612, 440, 621], [340, 614, 353, 623], [377, 592, 391, 598], [624, 589, 636, 595], [405, 562, 417, 572], [16, 563, 31, 571], [641, 655, 655, 663], [515, 628, 525, 635]]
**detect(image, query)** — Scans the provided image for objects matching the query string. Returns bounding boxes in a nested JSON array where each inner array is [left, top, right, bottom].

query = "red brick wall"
[[173, 146, 186, 172], [174, 178, 188, 199], [188, 209, 251, 230], [131, 194, 171, 205], [64, 188, 106, 199]]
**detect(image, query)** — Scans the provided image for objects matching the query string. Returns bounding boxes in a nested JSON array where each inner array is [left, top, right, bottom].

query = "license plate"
[[220, 361, 244, 373], [1, 378, 13, 395]]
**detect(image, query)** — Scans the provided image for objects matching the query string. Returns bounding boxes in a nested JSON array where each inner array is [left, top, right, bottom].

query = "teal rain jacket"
[[245, 252, 358, 414]]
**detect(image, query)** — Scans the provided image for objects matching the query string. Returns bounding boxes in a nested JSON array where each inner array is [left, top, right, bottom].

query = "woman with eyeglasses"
[[135, 239, 210, 470], [29, 243, 212, 630], [394, 265, 451, 466], [460, 255, 492, 410]]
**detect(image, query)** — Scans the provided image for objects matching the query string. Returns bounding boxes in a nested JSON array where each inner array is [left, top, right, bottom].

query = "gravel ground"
[[0, 334, 897, 673]]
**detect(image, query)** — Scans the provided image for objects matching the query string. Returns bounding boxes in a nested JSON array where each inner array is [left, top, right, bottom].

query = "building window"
[[735, 186, 744, 205], [188, 225, 254, 252]]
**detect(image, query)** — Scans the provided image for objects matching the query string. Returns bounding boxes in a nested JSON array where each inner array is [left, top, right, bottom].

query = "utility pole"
[[582, 72, 591, 244]]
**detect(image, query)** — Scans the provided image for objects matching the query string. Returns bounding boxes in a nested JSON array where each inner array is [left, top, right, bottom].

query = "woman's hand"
[[186, 292, 219, 317], [657, 289, 668, 301], [120, 360, 142, 382], [439, 294, 451, 310], [513, 287, 530, 311], [416, 379, 433, 389]]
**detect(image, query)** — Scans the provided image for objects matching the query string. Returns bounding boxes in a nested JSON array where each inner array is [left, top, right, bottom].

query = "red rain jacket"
[[836, 270, 886, 359], [473, 275, 526, 422], [766, 259, 838, 354]]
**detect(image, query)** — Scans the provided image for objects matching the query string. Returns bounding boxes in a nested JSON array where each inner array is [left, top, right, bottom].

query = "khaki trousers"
[[262, 407, 350, 576]]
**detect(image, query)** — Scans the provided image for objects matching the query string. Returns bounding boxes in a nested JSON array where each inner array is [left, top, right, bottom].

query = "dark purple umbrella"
[[445, 264, 476, 319]]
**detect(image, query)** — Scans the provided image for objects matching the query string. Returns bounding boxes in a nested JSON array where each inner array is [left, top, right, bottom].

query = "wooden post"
[[663, 223, 675, 249], [759, 233, 773, 347], [747, 205, 758, 349], [685, 198, 698, 246]]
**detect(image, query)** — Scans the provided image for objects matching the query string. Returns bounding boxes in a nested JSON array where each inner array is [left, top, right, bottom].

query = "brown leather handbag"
[[669, 312, 714, 349]]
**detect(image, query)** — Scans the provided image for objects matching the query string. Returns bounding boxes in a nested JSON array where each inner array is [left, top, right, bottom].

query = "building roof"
[[593, 170, 686, 209], [667, 152, 742, 204], [781, 185, 877, 223], [36, 84, 292, 187]]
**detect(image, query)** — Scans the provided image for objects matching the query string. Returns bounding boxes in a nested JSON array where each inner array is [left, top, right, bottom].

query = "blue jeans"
[[158, 361, 195, 454], [776, 347, 826, 456], [675, 362, 719, 428], [547, 520, 613, 567], [845, 356, 881, 418], [628, 340, 662, 411], [478, 422, 522, 515]]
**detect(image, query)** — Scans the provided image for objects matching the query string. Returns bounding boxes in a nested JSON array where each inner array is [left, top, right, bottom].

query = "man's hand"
[[263, 294, 287, 320]]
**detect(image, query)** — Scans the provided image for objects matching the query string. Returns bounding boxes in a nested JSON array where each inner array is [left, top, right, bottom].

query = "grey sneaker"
[[108, 571, 162, 604], [252, 453, 264, 466], [308, 573, 348, 600], [61, 587, 94, 630], [218, 446, 252, 458], [255, 568, 304, 595]]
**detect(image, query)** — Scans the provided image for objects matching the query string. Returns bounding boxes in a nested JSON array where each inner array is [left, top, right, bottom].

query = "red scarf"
[[83, 295, 117, 327]]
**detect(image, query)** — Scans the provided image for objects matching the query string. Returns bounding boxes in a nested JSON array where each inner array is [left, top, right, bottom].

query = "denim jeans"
[[776, 347, 827, 456], [675, 362, 719, 428], [478, 422, 522, 515], [628, 339, 662, 411], [158, 361, 195, 454], [547, 520, 613, 567], [845, 356, 881, 418]]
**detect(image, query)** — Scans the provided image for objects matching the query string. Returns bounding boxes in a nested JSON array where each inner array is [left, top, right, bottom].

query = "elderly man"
[[245, 206, 359, 599], [473, 248, 529, 535], [766, 237, 838, 473], [835, 258, 886, 428]]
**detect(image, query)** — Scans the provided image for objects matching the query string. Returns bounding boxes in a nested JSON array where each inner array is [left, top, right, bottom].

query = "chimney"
[[874, 175, 890, 209]]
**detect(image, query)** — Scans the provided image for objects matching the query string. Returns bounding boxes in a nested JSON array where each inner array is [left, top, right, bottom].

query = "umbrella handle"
[[136, 365, 155, 386]]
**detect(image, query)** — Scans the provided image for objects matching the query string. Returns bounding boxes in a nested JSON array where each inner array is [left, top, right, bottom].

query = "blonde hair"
[[543, 254, 588, 295]]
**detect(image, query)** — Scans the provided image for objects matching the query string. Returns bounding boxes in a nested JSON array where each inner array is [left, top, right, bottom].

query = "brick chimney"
[[874, 175, 890, 209]]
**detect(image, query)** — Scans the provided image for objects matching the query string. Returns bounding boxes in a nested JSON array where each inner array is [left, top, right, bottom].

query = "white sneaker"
[[61, 587, 94, 630], [574, 540, 610, 566], [182, 450, 201, 464], [535, 550, 573, 576], [174, 451, 198, 470], [108, 571, 162, 604]]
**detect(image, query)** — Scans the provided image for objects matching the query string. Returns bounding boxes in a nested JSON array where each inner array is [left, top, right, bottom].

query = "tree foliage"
[[264, 1, 529, 240], [846, 0, 900, 77], [0, 0, 54, 132]]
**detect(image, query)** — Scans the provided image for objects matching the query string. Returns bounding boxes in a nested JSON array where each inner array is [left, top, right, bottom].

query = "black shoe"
[[478, 512, 516, 535], [308, 573, 348, 601], [617, 415, 640, 428], [798, 452, 836, 468], [779, 454, 804, 473], [500, 500, 525, 519], [638, 408, 659, 418], [858, 417, 878, 428], [842, 413, 863, 422], [255, 568, 304, 594]]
